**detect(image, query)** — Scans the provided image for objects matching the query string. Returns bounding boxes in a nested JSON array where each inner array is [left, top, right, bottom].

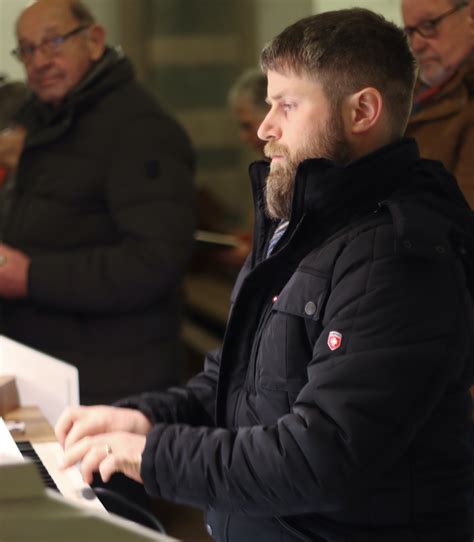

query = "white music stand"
[[0, 335, 79, 426]]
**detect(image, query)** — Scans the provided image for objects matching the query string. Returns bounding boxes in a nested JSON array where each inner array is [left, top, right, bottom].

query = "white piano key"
[[33, 441, 106, 512], [0, 417, 23, 461]]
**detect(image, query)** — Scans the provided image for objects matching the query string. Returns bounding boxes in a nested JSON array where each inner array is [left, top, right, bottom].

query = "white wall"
[[1, 0, 404, 83], [86, 0, 120, 46], [0, 0, 31, 81], [255, 0, 314, 58], [253, 0, 402, 66], [0, 0, 120, 82]]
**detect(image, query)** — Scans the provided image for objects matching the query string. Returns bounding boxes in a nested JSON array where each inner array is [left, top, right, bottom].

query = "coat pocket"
[[256, 269, 329, 393]]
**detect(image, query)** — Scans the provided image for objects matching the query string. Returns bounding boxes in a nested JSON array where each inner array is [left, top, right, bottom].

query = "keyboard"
[[0, 418, 179, 540], [17, 440, 59, 491], [18, 439, 105, 511], [0, 415, 104, 511]]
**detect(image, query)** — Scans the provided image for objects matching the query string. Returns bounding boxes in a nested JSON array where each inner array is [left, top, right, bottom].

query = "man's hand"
[[55, 405, 153, 450], [0, 126, 26, 170], [60, 431, 147, 484], [55, 405, 153, 484], [0, 243, 30, 298]]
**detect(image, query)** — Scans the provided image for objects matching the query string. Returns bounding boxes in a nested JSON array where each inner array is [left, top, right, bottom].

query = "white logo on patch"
[[327, 331, 342, 351]]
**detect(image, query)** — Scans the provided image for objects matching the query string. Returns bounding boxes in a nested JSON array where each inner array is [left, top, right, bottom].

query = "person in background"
[[0, 79, 28, 185], [56, 8, 474, 542], [402, 0, 474, 207], [0, 77, 29, 130], [214, 69, 269, 268], [0, 0, 195, 405], [228, 68, 268, 157]]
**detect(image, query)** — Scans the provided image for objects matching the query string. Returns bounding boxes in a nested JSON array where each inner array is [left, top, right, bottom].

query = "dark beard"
[[264, 113, 354, 220]]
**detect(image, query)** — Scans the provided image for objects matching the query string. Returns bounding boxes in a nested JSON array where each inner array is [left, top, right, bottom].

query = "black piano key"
[[17, 440, 60, 493]]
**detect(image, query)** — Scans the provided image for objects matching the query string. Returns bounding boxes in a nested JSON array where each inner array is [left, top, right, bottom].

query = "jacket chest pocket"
[[255, 269, 329, 393]]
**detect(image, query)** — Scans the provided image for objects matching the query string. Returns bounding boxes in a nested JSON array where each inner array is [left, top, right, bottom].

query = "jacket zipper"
[[248, 299, 275, 394], [231, 297, 274, 427]]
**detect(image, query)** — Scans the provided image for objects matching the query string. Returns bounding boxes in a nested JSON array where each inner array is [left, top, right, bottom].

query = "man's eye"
[[49, 36, 65, 47], [419, 21, 435, 34], [20, 45, 35, 56], [282, 103, 294, 112]]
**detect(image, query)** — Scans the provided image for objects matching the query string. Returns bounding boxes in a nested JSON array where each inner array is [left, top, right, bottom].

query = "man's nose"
[[409, 31, 429, 53], [257, 110, 280, 142], [28, 47, 52, 69]]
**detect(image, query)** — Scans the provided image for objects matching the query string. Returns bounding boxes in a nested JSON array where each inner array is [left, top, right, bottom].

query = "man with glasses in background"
[[402, 0, 474, 207], [0, 0, 196, 406]]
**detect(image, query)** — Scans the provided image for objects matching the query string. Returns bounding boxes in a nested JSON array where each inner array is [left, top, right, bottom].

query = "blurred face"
[[16, 0, 105, 105], [232, 98, 268, 155], [402, 0, 472, 86], [257, 70, 353, 219]]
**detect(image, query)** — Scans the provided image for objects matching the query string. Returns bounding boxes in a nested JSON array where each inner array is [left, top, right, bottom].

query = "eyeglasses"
[[404, 1, 468, 39], [11, 25, 90, 64]]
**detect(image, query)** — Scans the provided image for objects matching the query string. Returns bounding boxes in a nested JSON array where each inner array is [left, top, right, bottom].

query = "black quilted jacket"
[[1, 49, 196, 404], [124, 138, 474, 542]]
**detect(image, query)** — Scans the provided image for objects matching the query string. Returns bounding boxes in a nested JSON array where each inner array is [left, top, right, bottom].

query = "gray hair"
[[228, 69, 268, 113]]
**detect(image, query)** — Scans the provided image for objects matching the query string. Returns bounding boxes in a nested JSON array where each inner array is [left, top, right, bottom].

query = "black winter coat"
[[2, 49, 196, 404], [123, 139, 474, 541]]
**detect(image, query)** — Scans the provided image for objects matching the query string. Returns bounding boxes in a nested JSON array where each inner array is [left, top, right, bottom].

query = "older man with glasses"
[[0, 0, 196, 407], [402, 0, 474, 208]]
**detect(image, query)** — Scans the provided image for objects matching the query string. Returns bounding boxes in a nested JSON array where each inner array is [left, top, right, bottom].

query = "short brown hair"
[[261, 8, 417, 139]]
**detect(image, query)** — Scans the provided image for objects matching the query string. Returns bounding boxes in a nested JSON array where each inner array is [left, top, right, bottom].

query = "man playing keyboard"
[[56, 7, 474, 542]]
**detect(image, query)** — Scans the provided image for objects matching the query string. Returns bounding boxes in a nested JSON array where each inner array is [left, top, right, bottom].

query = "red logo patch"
[[327, 331, 342, 351]]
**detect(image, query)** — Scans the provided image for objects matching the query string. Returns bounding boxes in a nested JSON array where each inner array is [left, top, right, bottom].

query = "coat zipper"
[[248, 299, 275, 394], [231, 296, 274, 427]]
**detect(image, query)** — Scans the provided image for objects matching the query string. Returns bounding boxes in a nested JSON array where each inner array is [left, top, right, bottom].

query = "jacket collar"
[[247, 138, 422, 264], [249, 137, 474, 266], [16, 47, 134, 148], [45, 46, 131, 114], [249, 138, 420, 230], [17, 47, 133, 129]]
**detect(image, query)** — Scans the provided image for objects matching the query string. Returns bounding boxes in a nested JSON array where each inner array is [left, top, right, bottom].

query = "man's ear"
[[344, 87, 383, 135], [86, 24, 106, 61]]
